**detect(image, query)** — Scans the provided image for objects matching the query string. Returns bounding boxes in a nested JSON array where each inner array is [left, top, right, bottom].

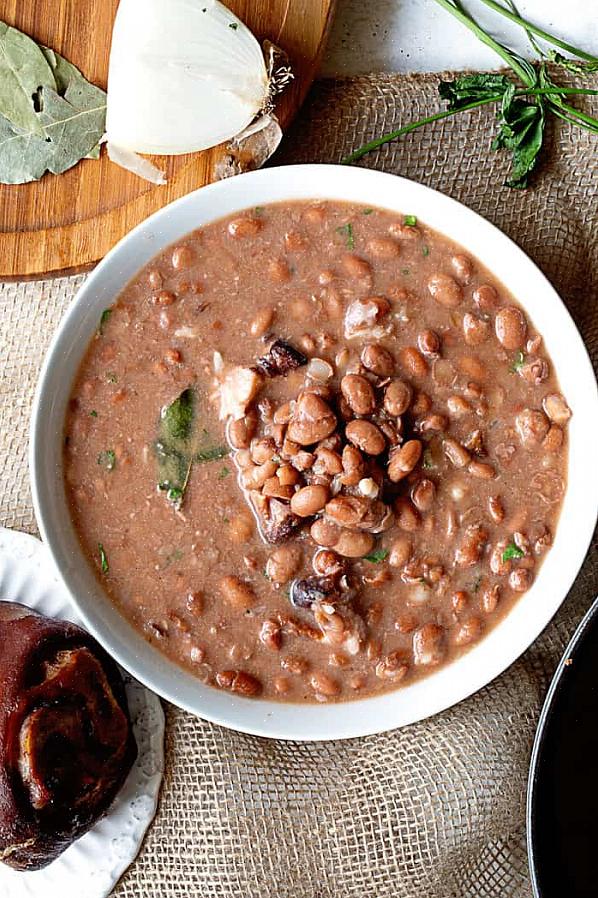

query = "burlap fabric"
[[0, 73, 596, 898]]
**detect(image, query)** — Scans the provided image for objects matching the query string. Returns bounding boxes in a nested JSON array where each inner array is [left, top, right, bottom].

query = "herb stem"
[[341, 86, 597, 165], [475, 0, 598, 63], [341, 95, 503, 164], [430, 0, 534, 85]]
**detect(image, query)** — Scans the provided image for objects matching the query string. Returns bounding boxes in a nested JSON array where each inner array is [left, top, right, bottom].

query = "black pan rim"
[[526, 592, 598, 897]]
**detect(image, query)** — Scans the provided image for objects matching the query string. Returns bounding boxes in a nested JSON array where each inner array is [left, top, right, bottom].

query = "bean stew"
[[64, 201, 570, 702]]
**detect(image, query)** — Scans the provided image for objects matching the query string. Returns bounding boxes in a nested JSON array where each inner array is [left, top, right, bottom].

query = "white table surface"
[[322, 0, 598, 76]]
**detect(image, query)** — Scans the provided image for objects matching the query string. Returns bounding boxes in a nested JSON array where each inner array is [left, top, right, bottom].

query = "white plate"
[[30, 164, 598, 741], [0, 528, 165, 898]]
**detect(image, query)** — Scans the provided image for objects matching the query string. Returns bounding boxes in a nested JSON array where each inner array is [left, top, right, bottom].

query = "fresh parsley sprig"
[[342, 0, 598, 189]]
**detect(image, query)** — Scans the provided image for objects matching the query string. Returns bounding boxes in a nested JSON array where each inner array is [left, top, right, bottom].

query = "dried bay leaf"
[[0, 22, 56, 136], [0, 21, 106, 183]]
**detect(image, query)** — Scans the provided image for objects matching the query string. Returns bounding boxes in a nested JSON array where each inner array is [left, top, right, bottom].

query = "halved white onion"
[[106, 0, 272, 182]]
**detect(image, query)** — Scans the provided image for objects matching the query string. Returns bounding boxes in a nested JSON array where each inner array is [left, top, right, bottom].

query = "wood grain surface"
[[0, 0, 335, 279]]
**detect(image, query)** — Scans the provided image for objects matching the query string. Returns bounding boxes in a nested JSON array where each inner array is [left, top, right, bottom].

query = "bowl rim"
[[30, 163, 598, 741]]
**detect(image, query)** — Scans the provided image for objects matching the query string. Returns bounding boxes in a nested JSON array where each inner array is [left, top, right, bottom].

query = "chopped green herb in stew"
[[364, 549, 390, 564], [502, 542, 525, 562], [98, 543, 109, 574], [336, 222, 355, 249], [404, 214, 418, 227], [509, 350, 526, 372], [97, 449, 116, 471]]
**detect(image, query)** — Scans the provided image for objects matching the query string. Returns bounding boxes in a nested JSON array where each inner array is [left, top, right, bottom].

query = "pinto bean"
[[220, 576, 256, 611], [417, 329, 441, 357], [313, 549, 345, 577], [228, 217, 262, 239], [341, 374, 376, 415], [443, 438, 471, 468], [291, 484, 330, 517], [216, 670, 262, 696], [361, 343, 395, 376], [310, 517, 341, 547], [495, 307, 527, 350], [266, 545, 303, 585], [345, 420, 386, 455], [340, 444, 366, 486], [417, 413, 448, 433], [427, 273, 463, 307], [268, 259, 292, 283], [454, 617, 483, 646], [516, 408, 550, 447], [384, 379, 413, 416], [154, 290, 176, 306], [251, 437, 277, 465], [542, 393, 571, 425], [310, 671, 340, 697], [481, 583, 500, 614], [342, 254, 372, 280], [447, 395, 472, 417], [467, 460, 496, 480], [388, 440, 423, 482], [260, 620, 282, 650], [399, 346, 428, 378], [473, 284, 498, 310], [413, 624, 446, 666], [287, 393, 337, 446], [325, 495, 386, 531], [543, 425, 564, 453], [389, 536, 412, 568], [455, 524, 488, 567], [376, 652, 409, 681], [488, 495, 505, 523], [411, 478, 436, 512], [394, 498, 420, 532], [520, 357, 549, 385], [367, 237, 401, 258], [334, 530, 375, 558], [250, 307, 275, 337], [451, 254, 474, 283], [509, 568, 533, 592], [171, 245, 194, 270], [463, 312, 490, 346]]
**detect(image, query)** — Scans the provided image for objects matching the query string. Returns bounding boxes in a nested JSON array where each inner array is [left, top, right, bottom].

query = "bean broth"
[[64, 201, 570, 702]]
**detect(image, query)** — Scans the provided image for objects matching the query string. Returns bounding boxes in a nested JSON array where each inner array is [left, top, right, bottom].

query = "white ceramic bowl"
[[31, 164, 598, 741]]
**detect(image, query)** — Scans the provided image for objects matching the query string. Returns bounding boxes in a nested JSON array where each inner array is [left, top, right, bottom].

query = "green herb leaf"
[[97, 449, 116, 471], [106, 372, 118, 383], [0, 24, 107, 185], [364, 549, 390, 564], [403, 214, 418, 227], [547, 51, 598, 76], [492, 88, 545, 189], [99, 308, 112, 334], [502, 542, 524, 562], [228, 22, 238, 29], [362, 208, 374, 215], [98, 543, 109, 574], [336, 222, 355, 249], [439, 73, 512, 110], [401, 268, 410, 276], [196, 446, 230, 463], [509, 350, 525, 372], [218, 466, 230, 480], [422, 246, 430, 257], [155, 387, 230, 510], [89, 410, 98, 418]]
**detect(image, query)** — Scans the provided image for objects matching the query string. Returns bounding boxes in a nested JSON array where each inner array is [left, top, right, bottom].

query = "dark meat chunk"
[[258, 498, 303, 545], [289, 576, 340, 609], [255, 340, 307, 378]]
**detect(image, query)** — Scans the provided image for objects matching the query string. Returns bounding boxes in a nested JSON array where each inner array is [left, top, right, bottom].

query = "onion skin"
[[0, 603, 137, 871]]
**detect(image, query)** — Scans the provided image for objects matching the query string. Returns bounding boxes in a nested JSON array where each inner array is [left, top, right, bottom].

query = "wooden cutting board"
[[0, 0, 335, 279]]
